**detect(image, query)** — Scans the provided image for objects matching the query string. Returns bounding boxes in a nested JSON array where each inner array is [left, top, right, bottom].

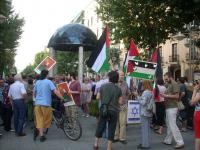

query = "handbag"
[[146, 93, 156, 114], [99, 88, 114, 118], [177, 100, 185, 110]]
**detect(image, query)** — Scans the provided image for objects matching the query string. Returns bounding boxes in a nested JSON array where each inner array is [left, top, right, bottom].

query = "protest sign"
[[34, 56, 56, 74], [57, 82, 75, 106], [127, 100, 141, 124]]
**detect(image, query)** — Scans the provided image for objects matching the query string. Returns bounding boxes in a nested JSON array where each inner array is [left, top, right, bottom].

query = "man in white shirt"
[[8, 74, 27, 136]]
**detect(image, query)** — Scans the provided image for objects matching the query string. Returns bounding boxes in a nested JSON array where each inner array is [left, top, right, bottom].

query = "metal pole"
[[78, 46, 83, 85], [189, 23, 192, 82], [49, 47, 56, 77]]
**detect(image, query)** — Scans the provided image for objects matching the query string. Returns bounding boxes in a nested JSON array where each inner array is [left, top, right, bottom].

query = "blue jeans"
[[13, 99, 26, 134]]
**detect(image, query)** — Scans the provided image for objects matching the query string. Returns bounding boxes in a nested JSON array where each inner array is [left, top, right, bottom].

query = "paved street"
[[0, 115, 194, 150]]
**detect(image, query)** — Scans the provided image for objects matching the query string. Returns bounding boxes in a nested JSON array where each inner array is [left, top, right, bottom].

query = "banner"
[[128, 59, 157, 80], [57, 82, 75, 106], [34, 56, 56, 74], [127, 100, 141, 124]]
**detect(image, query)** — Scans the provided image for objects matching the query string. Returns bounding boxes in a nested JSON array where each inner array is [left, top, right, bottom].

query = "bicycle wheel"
[[62, 117, 82, 141], [53, 110, 64, 128]]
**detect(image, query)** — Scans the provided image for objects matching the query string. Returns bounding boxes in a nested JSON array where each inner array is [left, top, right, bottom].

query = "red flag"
[[149, 48, 158, 62], [127, 39, 139, 73]]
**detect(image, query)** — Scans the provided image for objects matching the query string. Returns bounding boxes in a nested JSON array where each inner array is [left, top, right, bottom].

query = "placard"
[[127, 100, 141, 124], [57, 82, 75, 106], [34, 56, 56, 74]]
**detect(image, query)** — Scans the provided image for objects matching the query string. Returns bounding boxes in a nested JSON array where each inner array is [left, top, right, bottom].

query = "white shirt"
[[158, 85, 166, 102], [8, 81, 27, 100]]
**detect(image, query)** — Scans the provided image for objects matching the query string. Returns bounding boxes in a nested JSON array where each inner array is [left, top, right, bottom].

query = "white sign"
[[127, 100, 141, 124]]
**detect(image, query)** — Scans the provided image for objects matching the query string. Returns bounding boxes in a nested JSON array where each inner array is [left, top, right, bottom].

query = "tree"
[[22, 50, 91, 76], [33, 50, 49, 67], [56, 51, 91, 75], [0, 0, 24, 76], [21, 50, 48, 76], [97, 0, 200, 53]]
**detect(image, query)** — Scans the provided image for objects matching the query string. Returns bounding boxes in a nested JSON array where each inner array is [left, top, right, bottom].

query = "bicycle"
[[52, 105, 82, 141], [33, 104, 82, 141]]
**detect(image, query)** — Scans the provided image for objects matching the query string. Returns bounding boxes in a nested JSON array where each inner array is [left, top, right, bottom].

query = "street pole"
[[78, 46, 83, 85], [189, 23, 192, 82], [49, 47, 56, 77]]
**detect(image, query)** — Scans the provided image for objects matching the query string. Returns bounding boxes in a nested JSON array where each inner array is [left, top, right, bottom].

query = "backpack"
[[146, 92, 156, 114]]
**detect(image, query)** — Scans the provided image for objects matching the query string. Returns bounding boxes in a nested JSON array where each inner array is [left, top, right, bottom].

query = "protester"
[[81, 77, 92, 117], [63, 73, 81, 129], [8, 74, 27, 137], [114, 71, 129, 144], [26, 77, 34, 121], [162, 72, 184, 149], [179, 77, 189, 132], [0, 78, 7, 136], [2, 77, 14, 132], [52, 75, 63, 111], [0, 78, 7, 126], [190, 78, 200, 150], [69, 72, 81, 107], [33, 70, 63, 142], [134, 80, 153, 149], [153, 78, 166, 134], [93, 71, 122, 150]]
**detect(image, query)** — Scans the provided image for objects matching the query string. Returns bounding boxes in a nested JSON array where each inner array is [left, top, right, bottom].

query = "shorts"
[[194, 111, 200, 139], [34, 106, 52, 129]]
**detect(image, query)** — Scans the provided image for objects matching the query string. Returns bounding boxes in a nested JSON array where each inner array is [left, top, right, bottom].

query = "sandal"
[[155, 130, 162, 135], [93, 145, 99, 150], [174, 144, 184, 149]]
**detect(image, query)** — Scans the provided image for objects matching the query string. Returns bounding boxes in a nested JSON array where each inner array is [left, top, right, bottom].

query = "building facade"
[[71, 0, 200, 81]]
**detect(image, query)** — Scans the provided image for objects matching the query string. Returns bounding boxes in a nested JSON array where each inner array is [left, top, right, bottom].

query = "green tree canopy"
[[97, 0, 200, 50], [0, 0, 24, 75]]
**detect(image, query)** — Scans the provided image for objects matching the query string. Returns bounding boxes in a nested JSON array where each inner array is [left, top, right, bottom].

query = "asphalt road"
[[0, 115, 194, 150]]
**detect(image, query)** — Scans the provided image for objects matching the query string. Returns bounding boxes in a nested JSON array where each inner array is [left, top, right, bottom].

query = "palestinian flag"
[[86, 26, 110, 73], [123, 39, 139, 77], [128, 59, 157, 80], [149, 48, 163, 79]]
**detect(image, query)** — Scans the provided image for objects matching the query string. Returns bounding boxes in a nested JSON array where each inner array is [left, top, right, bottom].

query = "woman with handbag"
[[134, 80, 154, 149], [93, 71, 123, 150]]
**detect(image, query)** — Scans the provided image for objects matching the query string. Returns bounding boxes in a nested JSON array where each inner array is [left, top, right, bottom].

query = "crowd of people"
[[0, 70, 200, 150]]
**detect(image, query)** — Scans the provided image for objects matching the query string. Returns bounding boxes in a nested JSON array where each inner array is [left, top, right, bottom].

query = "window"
[[172, 43, 178, 61], [172, 43, 177, 57]]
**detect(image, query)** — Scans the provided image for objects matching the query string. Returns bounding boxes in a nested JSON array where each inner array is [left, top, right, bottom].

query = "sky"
[[12, 0, 91, 72]]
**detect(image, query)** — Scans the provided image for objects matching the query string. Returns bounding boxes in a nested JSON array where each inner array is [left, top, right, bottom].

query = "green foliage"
[[97, 0, 200, 51], [33, 50, 49, 67], [21, 64, 34, 76], [56, 51, 91, 75], [21, 50, 48, 75], [0, 0, 24, 75], [22, 50, 91, 76]]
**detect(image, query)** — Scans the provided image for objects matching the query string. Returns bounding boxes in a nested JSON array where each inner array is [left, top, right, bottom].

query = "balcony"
[[169, 55, 179, 64], [185, 53, 199, 63]]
